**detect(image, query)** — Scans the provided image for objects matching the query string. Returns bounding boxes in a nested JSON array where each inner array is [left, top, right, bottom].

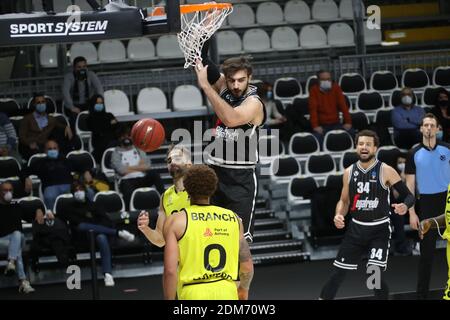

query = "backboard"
[[0, 0, 180, 46]]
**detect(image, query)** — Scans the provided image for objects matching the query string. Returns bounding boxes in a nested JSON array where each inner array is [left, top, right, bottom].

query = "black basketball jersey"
[[207, 84, 266, 169], [348, 160, 391, 223]]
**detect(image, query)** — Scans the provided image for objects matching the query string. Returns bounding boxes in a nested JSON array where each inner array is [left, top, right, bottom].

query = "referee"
[[405, 113, 450, 299]]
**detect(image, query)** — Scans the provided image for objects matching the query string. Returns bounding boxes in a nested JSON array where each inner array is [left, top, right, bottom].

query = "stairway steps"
[[254, 209, 274, 219], [254, 218, 284, 231], [253, 229, 292, 242], [250, 239, 303, 254], [251, 250, 310, 265]]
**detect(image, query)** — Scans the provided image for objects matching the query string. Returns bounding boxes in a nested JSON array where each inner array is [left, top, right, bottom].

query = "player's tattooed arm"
[[238, 238, 254, 290]]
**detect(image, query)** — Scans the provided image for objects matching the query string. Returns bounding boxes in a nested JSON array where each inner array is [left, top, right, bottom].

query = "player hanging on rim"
[[319, 130, 415, 300], [194, 40, 266, 243], [137, 144, 192, 247]]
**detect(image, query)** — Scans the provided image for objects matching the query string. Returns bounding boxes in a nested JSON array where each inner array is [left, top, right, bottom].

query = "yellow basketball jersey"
[[442, 184, 450, 241], [162, 185, 190, 217], [178, 204, 240, 291]]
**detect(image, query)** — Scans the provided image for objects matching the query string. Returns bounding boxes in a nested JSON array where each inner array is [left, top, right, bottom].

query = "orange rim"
[[150, 3, 232, 17]]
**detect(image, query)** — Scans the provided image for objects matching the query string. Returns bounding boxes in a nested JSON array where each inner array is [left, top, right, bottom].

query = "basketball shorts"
[[210, 164, 257, 242], [333, 218, 392, 271], [178, 280, 238, 300], [444, 242, 450, 301]]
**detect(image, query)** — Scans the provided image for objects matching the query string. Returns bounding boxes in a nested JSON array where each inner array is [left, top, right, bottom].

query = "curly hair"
[[184, 165, 218, 199]]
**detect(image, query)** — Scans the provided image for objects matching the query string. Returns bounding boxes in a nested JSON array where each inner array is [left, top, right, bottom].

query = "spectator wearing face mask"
[[63, 56, 104, 129], [430, 88, 450, 142], [110, 125, 165, 209], [0, 181, 35, 293], [59, 180, 135, 287], [86, 94, 118, 164], [392, 87, 425, 150], [308, 70, 353, 147], [23, 140, 95, 212], [19, 93, 73, 161]]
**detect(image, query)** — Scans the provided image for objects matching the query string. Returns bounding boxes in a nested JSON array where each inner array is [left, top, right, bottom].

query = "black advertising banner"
[[0, 9, 143, 46]]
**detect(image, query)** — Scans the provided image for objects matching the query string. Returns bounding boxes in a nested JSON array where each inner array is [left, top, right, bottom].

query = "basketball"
[[131, 118, 165, 153]]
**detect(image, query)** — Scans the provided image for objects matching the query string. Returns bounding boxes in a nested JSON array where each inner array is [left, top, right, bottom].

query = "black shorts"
[[333, 218, 392, 271], [210, 164, 257, 242]]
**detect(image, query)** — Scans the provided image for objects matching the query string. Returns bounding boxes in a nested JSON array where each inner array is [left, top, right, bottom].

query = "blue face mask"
[[94, 104, 104, 112], [266, 91, 273, 100], [36, 103, 46, 113], [47, 149, 59, 159], [436, 131, 443, 140]]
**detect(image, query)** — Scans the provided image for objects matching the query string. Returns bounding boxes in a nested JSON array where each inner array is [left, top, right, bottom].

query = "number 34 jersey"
[[178, 204, 240, 288], [348, 160, 391, 223]]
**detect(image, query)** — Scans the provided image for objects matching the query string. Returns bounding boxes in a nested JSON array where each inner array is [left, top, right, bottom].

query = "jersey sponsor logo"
[[9, 20, 108, 38], [216, 126, 240, 142], [203, 228, 213, 237], [351, 196, 380, 211], [191, 212, 237, 222], [193, 271, 233, 282], [440, 154, 446, 161]]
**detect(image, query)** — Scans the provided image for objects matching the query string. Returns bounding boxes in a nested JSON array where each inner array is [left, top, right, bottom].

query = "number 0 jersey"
[[443, 184, 450, 241], [177, 204, 240, 289], [162, 185, 190, 217], [348, 160, 391, 223]]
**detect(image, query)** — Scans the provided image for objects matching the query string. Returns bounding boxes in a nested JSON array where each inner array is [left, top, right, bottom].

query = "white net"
[[177, 5, 233, 69]]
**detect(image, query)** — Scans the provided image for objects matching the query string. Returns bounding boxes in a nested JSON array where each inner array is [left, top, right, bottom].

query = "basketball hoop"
[[177, 3, 233, 69]]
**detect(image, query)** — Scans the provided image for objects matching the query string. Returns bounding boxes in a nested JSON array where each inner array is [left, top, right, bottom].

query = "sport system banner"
[[0, 10, 143, 46]]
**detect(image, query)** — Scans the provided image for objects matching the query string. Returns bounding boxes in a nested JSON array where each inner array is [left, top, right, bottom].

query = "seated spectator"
[[23, 140, 94, 212], [111, 125, 165, 209], [63, 56, 104, 129], [59, 181, 135, 287], [391, 87, 425, 149], [256, 82, 288, 141], [308, 70, 353, 147], [86, 94, 118, 164], [0, 181, 35, 293], [430, 87, 450, 142], [19, 93, 73, 160], [0, 112, 21, 163]]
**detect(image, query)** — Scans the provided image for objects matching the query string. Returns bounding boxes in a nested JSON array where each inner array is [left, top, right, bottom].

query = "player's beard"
[[231, 82, 249, 98], [358, 153, 375, 163], [169, 165, 187, 179]]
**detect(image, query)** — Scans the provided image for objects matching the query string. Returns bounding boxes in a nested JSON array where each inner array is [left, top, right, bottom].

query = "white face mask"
[[3, 191, 12, 202], [402, 95, 413, 105], [320, 80, 332, 91], [74, 190, 86, 202], [397, 163, 405, 173]]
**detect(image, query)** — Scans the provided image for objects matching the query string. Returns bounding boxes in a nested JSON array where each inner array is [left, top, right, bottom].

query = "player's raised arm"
[[137, 196, 166, 247], [334, 167, 351, 229]]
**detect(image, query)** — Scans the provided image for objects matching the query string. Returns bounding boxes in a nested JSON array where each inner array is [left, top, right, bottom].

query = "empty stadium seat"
[[228, 4, 255, 27], [172, 85, 204, 111], [370, 70, 398, 93], [299, 24, 328, 49], [349, 111, 370, 131], [256, 2, 284, 25], [270, 156, 301, 184], [98, 40, 127, 63], [216, 31, 242, 55], [422, 86, 443, 108], [327, 23, 354, 47], [311, 0, 339, 21], [259, 135, 285, 164], [69, 42, 98, 65], [127, 37, 156, 61], [340, 150, 358, 171], [339, 73, 366, 96], [104, 89, 133, 116], [40, 44, 58, 68], [0, 98, 21, 117], [323, 130, 354, 154], [284, 0, 311, 23], [66, 150, 96, 173], [433, 66, 450, 88], [156, 35, 184, 59], [401, 68, 430, 92], [94, 191, 125, 213], [355, 91, 384, 121], [243, 29, 271, 53], [129, 187, 160, 211], [288, 176, 319, 206], [274, 77, 303, 103], [305, 153, 336, 182], [271, 27, 300, 50], [376, 146, 402, 168], [137, 87, 169, 114], [288, 133, 320, 160]]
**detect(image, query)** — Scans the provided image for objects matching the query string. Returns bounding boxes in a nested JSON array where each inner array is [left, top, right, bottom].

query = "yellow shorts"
[[178, 280, 238, 300], [444, 242, 450, 300]]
